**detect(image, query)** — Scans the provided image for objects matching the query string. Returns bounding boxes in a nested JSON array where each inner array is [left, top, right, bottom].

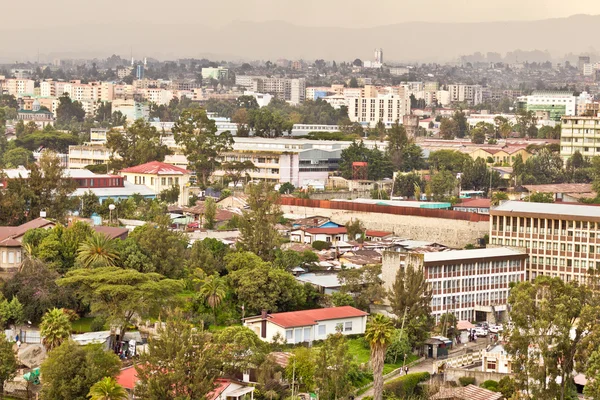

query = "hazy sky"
[[4, 0, 600, 30]]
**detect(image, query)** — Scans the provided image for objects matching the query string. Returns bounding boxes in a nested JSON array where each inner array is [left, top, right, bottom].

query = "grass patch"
[[71, 317, 95, 333], [346, 338, 420, 376]]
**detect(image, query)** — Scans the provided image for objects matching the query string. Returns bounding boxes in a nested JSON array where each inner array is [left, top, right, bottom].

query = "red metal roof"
[[120, 161, 191, 175], [455, 198, 491, 208], [264, 306, 368, 328], [302, 227, 347, 235]]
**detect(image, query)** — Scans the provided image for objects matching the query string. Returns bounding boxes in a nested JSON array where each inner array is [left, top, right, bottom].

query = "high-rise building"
[[375, 48, 384, 64], [578, 56, 591, 73], [559, 115, 600, 161], [448, 84, 483, 106], [348, 93, 411, 127]]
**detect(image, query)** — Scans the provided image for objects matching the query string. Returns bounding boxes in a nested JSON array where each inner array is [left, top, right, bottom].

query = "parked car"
[[472, 327, 489, 336], [489, 324, 503, 333]]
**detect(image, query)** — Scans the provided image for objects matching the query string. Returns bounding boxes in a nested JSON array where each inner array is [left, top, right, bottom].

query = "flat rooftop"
[[423, 247, 525, 263], [492, 200, 600, 219]]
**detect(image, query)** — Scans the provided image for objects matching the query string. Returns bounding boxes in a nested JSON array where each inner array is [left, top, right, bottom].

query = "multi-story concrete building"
[[201, 67, 229, 81], [517, 91, 577, 121], [382, 248, 527, 323], [489, 200, 600, 283], [448, 84, 483, 106], [119, 161, 191, 206], [559, 115, 600, 161], [3, 79, 35, 98], [348, 93, 411, 127], [235, 76, 305, 105]]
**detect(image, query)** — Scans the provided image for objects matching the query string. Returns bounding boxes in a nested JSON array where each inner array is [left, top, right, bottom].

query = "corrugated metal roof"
[[120, 161, 191, 175], [248, 306, 367, 329]]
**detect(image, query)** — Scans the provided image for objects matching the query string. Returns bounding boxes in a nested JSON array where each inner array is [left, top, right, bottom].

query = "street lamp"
[[108, 204, 116, 225]]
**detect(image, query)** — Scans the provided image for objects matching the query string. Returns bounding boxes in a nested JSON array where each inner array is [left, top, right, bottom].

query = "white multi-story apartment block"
[[348, 94, 411, 127], [382, 248, 527, 323], [518, 91, 577, 121], [490, 200, 600, 284], [141, 88, 174, 106], [235, 76, 305, 105], [4, 79, 35, 98], [559, 115, 600, 161], [448, 84, 483, 106]]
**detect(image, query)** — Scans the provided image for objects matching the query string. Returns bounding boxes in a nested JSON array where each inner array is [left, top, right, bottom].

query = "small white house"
[[482, 344, 513, 374], [289, 227, 349, 244], [244, 306, 368, 343]]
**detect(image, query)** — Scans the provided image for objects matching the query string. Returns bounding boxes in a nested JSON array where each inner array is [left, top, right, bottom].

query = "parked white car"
[[472, 327, 489, 336], [489, 324, 503, 333]]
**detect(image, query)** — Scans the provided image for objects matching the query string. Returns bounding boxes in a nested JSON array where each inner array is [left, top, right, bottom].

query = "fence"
[[279, 198, 490, 222], [4, 328, 42, 344], [433, 350, 483, 373]]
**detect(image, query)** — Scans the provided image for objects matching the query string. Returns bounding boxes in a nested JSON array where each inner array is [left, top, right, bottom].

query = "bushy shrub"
[[383, 372, 430, 397], [458, 376, 476, 386], [480, 380, 499, 391], [90, 316, 107, 332], [312, 240, 331, 250]]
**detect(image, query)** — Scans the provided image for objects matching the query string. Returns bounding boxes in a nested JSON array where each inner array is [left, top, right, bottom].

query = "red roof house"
[[244, 306, 368, 343]]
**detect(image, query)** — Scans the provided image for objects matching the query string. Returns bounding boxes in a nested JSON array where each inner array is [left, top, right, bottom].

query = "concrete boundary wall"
[[281, 204, 489, 248]]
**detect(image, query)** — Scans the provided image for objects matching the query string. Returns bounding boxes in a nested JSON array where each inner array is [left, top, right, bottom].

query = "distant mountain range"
[[1, 14, 598, 63]]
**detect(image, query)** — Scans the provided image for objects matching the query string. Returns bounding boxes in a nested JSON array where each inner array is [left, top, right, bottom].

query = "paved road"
[[356, 340, 489, 399]]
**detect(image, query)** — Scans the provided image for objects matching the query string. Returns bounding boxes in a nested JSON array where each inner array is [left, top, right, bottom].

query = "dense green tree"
[[25, 151, 77, 223], [248, 107, 293, 138], [523, 192, 554, 203], [222, 160, 256, 187], [88, 377, 129, 400], [345, 218, 365, 241], [58, 267, 182, 342], [439, 118, 459, 140], [339, 140, 393, 180], [1, 257, 76, 323], [286, 347, 315, 391], [338, 264, 386, 310], [430, 170, 458, 201], [505, 277, 600, 400], [385, 329, 411, 364], [365, 314, 394, 400], [128, 222, 188, 278], [106, 119, 172, 171], [56, 94, 86, 127], [388, 262, 434, 347], [2, 147, 33, 168], [278, 182, 295, 194], [518, 148, 565, 185], [428, 150, 471, 174], [158, 185, 180, 204], [237, 182, 282, 260], [0, 295, 24, 329], [0, 335, 18, 399], [393, 173, 424, 198], [461, 157, 501, 193], [491, 191, 509, 206], [452, 110, 469, 138], [214, 326, 267, 375], [25, 222, 94, 273], [135, 317, 221, 400], [585, 350, 600, 399], [236, 95, 260, 110], [187, 238, 229, 276], [40, 308, 72, 351], [228, 259, 306, 314], [173, 108, 233, 188], [471, 127, 486, 144], [41, 341, 120, 400], [15, 130, 79, 153]]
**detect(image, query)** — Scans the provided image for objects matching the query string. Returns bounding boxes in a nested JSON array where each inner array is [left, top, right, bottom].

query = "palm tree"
[[365, 314, 394, 400], [88, 377, 129, 400], [77, 233, 120, 268], [40, 308, 72, 351], [198, 274, 228, 322]]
